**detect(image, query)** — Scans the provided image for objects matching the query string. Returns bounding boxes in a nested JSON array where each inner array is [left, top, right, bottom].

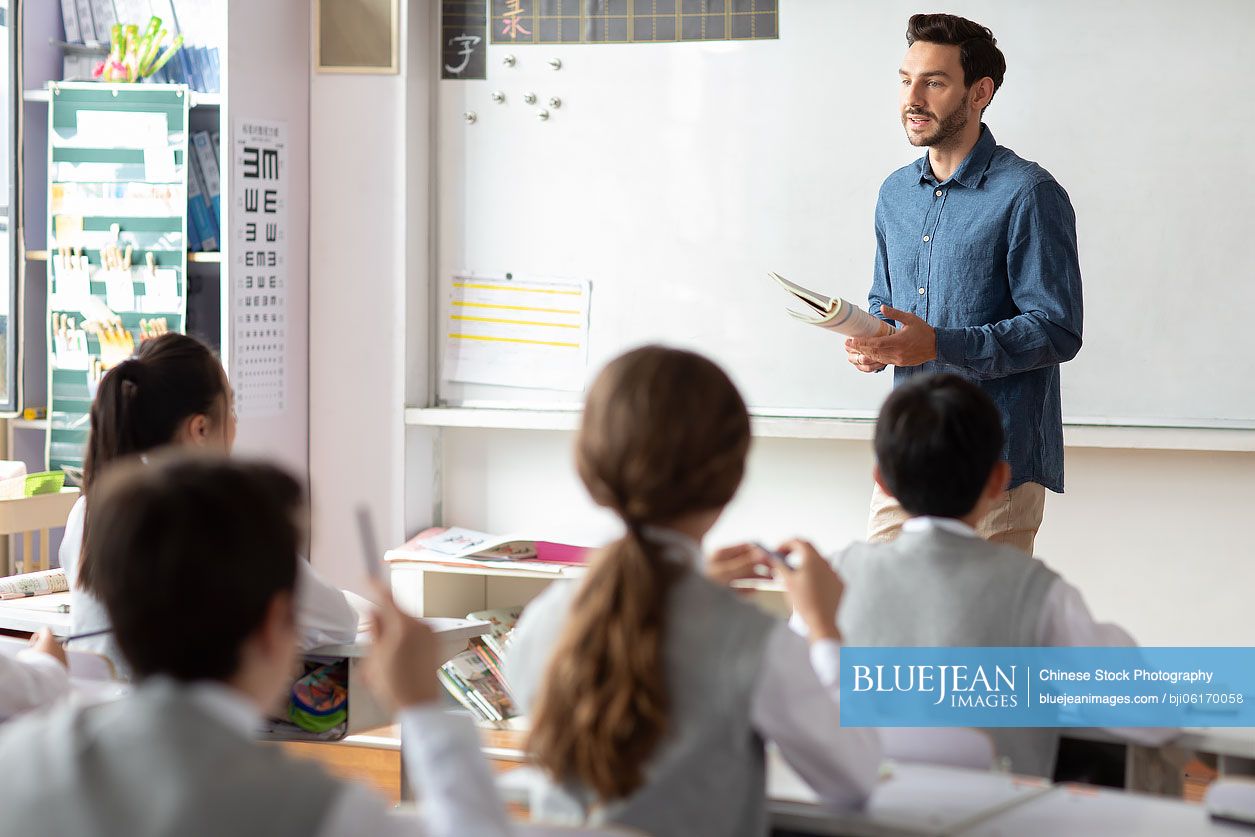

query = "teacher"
[[845, 13, 1083, 555]]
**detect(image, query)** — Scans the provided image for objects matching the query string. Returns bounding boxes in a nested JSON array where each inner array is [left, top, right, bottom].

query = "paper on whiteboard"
[[442, 276, 591, 392]]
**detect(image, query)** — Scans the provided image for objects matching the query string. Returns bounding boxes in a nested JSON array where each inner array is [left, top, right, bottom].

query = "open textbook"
[[0, 568, 68, 599], [767, 272, 895, 338], [385, 527, 589, 576]]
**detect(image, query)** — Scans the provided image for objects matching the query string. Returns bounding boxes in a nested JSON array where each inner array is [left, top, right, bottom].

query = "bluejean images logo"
[[851, 663, 1020, 708], [841, 647, 1255, 728]]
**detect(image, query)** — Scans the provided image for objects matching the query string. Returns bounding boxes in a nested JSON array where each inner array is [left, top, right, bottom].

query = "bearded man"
[[845, 13, 1084, 555]]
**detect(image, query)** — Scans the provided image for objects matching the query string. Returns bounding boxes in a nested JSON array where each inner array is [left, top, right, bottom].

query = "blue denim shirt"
[[869, 125, 1083, 492]]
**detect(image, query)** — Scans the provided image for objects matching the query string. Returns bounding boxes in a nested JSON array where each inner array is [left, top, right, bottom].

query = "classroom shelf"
[[24, 89, 221, 108], [26, 250, 221, 263], [389, 558, 786, 627], [405, 407, 1255, 452], [404, 406, 878, 440]]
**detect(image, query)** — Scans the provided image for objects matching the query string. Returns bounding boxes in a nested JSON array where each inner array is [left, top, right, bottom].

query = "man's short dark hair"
[[88, 455, 305, 682], [906, 13, 1006, 109], [875, 373, 1004, 518]]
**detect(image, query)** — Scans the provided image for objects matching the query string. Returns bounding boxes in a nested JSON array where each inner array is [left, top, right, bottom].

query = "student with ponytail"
[[61, 333, 357, 673], [506, 346, 881, 837]]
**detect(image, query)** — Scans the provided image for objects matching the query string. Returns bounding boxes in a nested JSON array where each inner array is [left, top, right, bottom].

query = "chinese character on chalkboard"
[[443, 0, 489, 79]]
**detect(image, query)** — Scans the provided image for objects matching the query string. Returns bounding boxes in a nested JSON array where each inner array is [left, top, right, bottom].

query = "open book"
[[385, 527, 589, 576], [0, 568, 69, 599], [768, 272, 895, 338]]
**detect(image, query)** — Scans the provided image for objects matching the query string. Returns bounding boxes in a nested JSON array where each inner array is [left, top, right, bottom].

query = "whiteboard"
[[436, 0, 1255, 428]]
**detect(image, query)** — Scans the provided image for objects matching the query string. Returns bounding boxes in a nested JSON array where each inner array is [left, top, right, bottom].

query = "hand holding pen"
[[30, 628, 69, 668], [772, 539, 844, 642]]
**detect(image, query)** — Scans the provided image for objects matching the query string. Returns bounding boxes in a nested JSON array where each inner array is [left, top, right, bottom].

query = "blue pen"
[[752, 542, 799, 570]]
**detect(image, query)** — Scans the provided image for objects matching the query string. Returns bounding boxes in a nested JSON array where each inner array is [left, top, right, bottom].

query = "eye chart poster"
[[231, 118, 288, 418]]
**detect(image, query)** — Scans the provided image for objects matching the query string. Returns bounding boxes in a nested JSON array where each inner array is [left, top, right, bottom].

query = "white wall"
[[226, 0, 312, 479], [305, 1, 1255, 646], [440, 428, 1255, 648], [309, 0, 434, 589]]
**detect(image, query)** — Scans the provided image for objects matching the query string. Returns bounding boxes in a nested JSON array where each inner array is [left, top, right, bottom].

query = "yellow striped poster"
[[442, 275, 591, 391]]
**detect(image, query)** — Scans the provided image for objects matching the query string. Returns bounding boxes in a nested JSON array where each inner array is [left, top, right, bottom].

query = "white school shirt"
[[59, 496, 360, 669], [0, 650, 70, 721], [646, 527, 883, 807], [816, 516, 1178, 748], [186, 682, 512, 837]]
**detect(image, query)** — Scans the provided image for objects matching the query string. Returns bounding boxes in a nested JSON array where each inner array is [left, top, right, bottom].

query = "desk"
[[962, 783, 1245, 836], [0, 592, 72, 636], [0, 603, 490, 739], [310, 616, 490, 676], [1178, 728, 1255, 775], [767, 749, 1052, 837], [493, 750, 1052, 837], [1064, 727, 1255, 778], [0, 634, 127, 708], [272, 618, 491, 739]]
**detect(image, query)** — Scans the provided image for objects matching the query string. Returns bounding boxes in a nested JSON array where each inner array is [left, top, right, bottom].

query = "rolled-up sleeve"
[[868, 198, 894, 327], [934, 181, 1083, 378]]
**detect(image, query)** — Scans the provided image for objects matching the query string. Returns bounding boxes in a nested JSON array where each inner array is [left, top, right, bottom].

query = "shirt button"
[[935, 190, 943, 197], [922, 235, 930, 242], [918, 287, 926, 295]]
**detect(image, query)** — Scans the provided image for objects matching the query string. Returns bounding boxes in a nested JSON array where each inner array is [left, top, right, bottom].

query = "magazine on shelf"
[[385, 527, 590, 576], [436, 605, 526, 729]]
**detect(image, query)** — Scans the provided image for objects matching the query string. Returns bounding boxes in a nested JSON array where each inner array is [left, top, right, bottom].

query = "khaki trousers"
[[867, 481, 1046, 555]]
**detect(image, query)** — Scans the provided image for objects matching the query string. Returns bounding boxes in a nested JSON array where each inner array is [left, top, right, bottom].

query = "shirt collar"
[[142, 676, 263, 736], [916, 123, 997, 188], [902, 516, 980, 539], [639, 525, 702, 568]]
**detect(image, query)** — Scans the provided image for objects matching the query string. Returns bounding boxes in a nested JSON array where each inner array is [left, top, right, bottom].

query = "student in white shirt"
[[0, 455, 511, 837], [61, 333, 356, 673], [505, 346, 881, 837], [788, 372, 1177, 777], [0, 629, 70, 721]]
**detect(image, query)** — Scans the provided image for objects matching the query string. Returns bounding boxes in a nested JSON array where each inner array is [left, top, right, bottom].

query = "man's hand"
[[364, 583, 440, 712], [703, 543, 770, 587], [845, 341, 888, 373], [846, 305, 937, 368]]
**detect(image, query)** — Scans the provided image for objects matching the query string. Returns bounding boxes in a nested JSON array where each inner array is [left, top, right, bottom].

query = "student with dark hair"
[[506, 346, 880, 837], [844, 12, 1084, 555], [797, 373, 1173, 777], [60, 333, 357, 672], [0, 456, 511, 837]]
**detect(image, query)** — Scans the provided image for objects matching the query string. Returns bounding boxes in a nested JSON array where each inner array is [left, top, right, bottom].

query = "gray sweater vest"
[[506, 570, 778, 837], [0, 682, 341, 837], [836, 528, 1061, 777]]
